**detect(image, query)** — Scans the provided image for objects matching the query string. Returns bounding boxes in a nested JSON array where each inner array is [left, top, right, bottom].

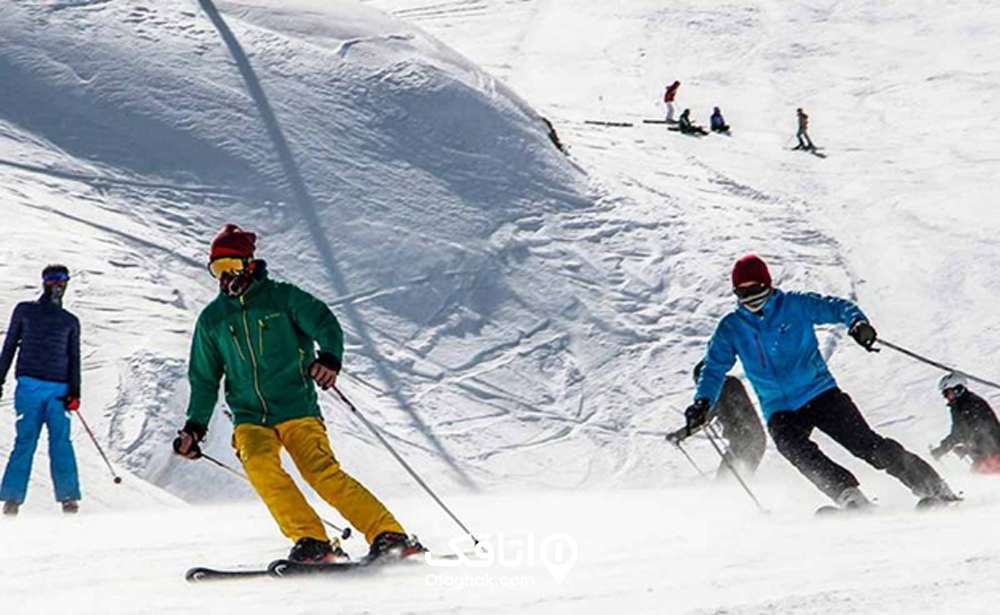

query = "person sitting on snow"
[[709, 107, 730, 134], [677, 109, 707, 135], [931, 373, 1000, 473]]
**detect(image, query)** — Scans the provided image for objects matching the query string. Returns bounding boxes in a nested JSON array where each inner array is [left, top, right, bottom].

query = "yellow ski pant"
[[234, 417, 404, 544]]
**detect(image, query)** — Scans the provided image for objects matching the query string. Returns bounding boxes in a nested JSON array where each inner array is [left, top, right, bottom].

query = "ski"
[[642, 119, 676, 124], [186, 551, 475, 582], [916, 495, 963, 511], [185, 566, 272, 582], [814, 505, 873, 517], [668, 126, 707, 137], [791, 146, 827, 158], [584, 120, 633, 127], [268, 558, 380, 577], [816, 497, 962, 517], [269, 549, 474, 577]]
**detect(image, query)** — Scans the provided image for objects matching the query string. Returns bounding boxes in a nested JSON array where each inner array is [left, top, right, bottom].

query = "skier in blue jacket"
[[685, 255, 957, 510], [0, 265, 82, 516]]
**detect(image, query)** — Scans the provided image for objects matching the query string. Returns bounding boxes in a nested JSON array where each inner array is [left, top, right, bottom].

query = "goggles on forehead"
[[208, 257, 248, 279], [43, 271, 70, 284]]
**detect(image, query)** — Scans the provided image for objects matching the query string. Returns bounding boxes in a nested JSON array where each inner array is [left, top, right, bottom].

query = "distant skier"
[[931, 373, 1000, 473], [709, 107, 730, 134], [172, 224, 420, 564], [685, 255, 958, 510], [668, 362, 766, 479], [795, 108, 814, 150], [677, 109, 708, 136], [664, 80, 681, 123], [0, 265, 82, 516]]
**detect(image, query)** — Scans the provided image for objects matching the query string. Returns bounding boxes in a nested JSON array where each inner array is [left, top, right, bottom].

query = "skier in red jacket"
[[664, 81, 681, 123]]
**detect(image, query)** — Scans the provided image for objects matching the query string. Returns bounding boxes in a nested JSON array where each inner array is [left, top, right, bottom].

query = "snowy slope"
[[0, 0, 615, 505], [365, 0, 1000, 479]]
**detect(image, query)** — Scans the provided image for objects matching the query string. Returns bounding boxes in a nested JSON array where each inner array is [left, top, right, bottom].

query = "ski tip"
[[185, 567, 211, 583]]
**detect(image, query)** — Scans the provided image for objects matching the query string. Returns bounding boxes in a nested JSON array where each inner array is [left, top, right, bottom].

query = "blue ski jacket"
[[695, 289, 866, 421], [0, 295, 81, 393]]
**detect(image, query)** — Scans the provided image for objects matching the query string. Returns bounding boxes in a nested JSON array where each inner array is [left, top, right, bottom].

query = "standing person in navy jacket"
[[0, 265, 82, 516], [686, 255, 957, 510]]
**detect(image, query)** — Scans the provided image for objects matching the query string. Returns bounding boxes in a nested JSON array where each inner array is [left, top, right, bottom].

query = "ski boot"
[[817, 487, 875, 516], [61, 500, 80, 515], [364, 532, 425, 564], [916, 484, 963, 511], [287, 537, 349, 564], [837, 487, 874, 511], [2, 501, 18, 517]]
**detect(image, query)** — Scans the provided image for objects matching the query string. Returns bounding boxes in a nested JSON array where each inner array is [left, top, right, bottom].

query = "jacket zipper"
[[298, 348, 309, 388], [754, 335, 767, 368], [240, 297, 269, 423], [756, 332, 791, 410], [228, 325, 247, 362], [258, 319, 266, 356]]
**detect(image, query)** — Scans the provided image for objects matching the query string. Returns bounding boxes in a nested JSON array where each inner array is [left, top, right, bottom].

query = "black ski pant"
[[767, 388, 946, 501]]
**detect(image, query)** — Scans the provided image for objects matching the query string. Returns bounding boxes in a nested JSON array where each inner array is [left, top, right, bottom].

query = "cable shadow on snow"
[[197, 0, 478, 491]]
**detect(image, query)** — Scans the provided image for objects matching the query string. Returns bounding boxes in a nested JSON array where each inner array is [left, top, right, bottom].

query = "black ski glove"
[[665, 426, 688, 445], [849, 320, 878, 352], [173, 420, 207, 460], [684, 399, 711, 435], [308, 352, 342, 390]]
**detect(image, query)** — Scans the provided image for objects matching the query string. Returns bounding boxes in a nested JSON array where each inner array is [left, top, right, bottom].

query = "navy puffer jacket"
[[0, 295, 81, 393]]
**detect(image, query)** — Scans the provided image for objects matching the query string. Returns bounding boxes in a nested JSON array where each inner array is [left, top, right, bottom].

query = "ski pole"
[[671, 439, 710, 481], [329, 386, 480, 545], [877, 339, 1000, 391], [200, 453, 353, 541], [74, 410, 122, 484], [704, 423, 766, 513]]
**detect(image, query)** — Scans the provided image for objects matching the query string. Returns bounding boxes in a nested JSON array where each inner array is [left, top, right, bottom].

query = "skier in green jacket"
[[173, 224, 420, 564]]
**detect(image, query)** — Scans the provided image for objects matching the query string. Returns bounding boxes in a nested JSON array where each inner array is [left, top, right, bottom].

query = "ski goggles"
[[734, 283, 771, 311], [43, 271, 70, 284], [208, 257, 248, 279], [733, 283, 770, 301]]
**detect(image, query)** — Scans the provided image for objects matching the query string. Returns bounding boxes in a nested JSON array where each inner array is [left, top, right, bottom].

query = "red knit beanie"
[[210, 224, 257, 261], [731, 255, 772, 288]]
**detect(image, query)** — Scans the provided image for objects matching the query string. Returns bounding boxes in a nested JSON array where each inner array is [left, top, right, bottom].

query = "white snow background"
[[2, 0, 1000, 613]]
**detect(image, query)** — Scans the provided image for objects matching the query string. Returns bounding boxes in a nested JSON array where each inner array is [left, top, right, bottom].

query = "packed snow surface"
[[3, 0, 1000, 613]]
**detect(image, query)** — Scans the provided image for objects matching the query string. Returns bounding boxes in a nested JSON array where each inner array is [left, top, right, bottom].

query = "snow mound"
[[1, 0, 591, 504]]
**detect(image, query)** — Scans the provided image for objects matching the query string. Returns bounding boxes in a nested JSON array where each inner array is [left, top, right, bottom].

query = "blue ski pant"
[[1, 377, 80, 504]]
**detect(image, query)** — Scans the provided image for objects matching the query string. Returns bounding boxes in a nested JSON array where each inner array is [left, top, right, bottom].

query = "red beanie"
[[210, 224, 257, 261], [731, 255, 772, 288]]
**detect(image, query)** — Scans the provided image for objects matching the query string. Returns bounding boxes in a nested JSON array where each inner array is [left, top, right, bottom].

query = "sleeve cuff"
[[316, 352, 342, 373]]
